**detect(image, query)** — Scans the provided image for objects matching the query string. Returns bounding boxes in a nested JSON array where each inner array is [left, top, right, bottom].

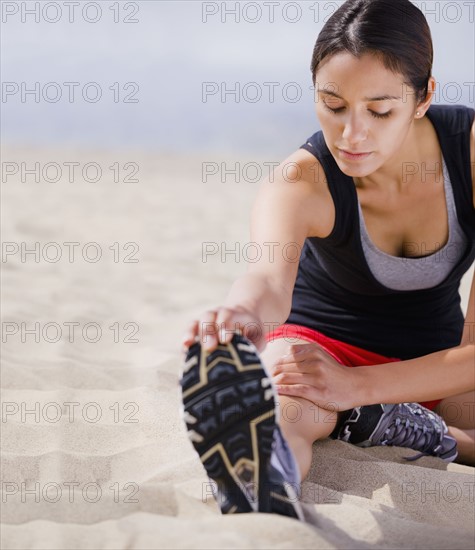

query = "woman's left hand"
[[270, 343, 365, 412]]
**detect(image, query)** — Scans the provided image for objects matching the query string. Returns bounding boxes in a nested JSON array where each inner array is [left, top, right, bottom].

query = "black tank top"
[[285, 104, 475, 360]]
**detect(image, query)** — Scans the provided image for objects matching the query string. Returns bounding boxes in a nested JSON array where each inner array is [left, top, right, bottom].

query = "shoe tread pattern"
[[180, 333, 300, 518]]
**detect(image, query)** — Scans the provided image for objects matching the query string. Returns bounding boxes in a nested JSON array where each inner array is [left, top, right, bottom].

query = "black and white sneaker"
[[179, 332, 305, 520], [330, 403, 458, 462]]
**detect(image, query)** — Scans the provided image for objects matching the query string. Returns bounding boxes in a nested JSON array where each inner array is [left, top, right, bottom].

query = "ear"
[[415, 76, 436, 117]]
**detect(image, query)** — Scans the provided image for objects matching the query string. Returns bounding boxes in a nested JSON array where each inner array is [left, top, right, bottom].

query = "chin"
[[334, 158, 372, 178]]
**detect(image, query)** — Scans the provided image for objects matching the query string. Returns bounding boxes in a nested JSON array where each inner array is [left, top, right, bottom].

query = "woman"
[[180, 0, 475, 521]]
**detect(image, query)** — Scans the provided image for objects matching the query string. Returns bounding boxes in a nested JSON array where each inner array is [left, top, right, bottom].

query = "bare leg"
[[434, 391, 475, 466], [261, 337, 339, 480], [446, 427, 475, 466]]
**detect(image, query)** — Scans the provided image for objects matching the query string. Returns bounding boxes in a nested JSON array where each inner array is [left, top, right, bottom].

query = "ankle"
[[447, 426, 475, 466]]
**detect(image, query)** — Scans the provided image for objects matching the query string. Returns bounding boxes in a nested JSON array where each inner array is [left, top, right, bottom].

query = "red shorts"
[[265, 324, 442, 411]]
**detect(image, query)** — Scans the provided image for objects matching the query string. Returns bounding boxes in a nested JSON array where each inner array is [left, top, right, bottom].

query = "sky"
[[2, 0, 474, 156]]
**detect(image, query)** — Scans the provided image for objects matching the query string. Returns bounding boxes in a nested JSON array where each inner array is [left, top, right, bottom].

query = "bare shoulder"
[[261, 147, 335, 239], [470, 117, 475, 209], [248, 147, 335, 293]]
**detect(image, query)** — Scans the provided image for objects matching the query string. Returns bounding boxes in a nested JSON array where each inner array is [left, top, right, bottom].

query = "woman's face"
[[314, 51, 420, 178]]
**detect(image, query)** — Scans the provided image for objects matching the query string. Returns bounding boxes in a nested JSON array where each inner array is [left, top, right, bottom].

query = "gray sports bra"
[[358, 155, 468, 291]]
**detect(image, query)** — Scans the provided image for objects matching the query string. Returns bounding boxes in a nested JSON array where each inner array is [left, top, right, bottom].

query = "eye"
[[323, 103, 345, 114], [322, 102, 392, 119], [370, 111, 392, 119]]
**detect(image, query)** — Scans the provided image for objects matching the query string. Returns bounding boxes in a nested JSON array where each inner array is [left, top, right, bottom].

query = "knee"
[[276, 394, 338, 442], [435, 391, 475, 430]]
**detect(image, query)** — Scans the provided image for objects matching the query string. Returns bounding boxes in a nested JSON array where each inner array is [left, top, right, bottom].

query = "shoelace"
[[378, 403, 445, 461]]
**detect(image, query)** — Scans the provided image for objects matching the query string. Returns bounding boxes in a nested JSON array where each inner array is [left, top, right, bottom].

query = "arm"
[[357, 272, 474, 405], [355, 116, 475, 406], [273, 247, 474, 410], [218, 151, 327, 347], [182, 150, 330, 353]]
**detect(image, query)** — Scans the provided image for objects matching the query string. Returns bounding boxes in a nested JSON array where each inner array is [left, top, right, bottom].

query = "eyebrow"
[[316, 89, 401, 101]]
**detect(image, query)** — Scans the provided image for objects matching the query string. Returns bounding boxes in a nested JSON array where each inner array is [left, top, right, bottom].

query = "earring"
[[416, 111, 421, 117]]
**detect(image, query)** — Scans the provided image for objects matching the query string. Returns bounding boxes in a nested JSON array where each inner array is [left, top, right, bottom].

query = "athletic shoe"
[[330, 403, 458, 462], [179, 332, 305, 519]]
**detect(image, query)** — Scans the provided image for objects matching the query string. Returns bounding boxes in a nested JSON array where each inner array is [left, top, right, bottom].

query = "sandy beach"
[[1, 144, 474, 549]]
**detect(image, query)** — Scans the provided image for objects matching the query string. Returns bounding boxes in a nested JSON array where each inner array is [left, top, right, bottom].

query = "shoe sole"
[[179, 333, 303, 518]]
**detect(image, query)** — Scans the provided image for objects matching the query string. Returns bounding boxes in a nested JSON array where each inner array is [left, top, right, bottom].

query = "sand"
[[1, 145, 474, 549]]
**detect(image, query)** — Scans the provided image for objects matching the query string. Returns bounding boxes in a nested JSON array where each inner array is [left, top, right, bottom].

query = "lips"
[[338, 149, 372, 160]]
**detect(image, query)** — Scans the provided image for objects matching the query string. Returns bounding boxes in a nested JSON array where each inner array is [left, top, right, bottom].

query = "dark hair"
[[311, 0, 433, 106]]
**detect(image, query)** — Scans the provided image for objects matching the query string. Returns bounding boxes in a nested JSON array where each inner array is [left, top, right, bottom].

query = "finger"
[[276, 353, 305, 366], [275, 349, 308, 366], [286, 342, 316, 356], [182, 320, 200, 349], [280, 342, 331, 364], [198, 310, 219, 350], [274, 383, 312, 400], [276, 385, 342, 413], [271, 361, 306, 376], [273, 371, 310, 386], [215, 308, 239, 344]]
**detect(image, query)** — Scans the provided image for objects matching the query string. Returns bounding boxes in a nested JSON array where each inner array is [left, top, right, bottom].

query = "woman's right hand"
[[181, 305, 267, 354]]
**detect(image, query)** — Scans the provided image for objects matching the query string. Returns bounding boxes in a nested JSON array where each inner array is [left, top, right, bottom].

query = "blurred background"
[[3, 0, 474, 156]]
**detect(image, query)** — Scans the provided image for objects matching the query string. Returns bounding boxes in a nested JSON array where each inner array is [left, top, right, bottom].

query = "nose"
[[341, 112, 368, 145]]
